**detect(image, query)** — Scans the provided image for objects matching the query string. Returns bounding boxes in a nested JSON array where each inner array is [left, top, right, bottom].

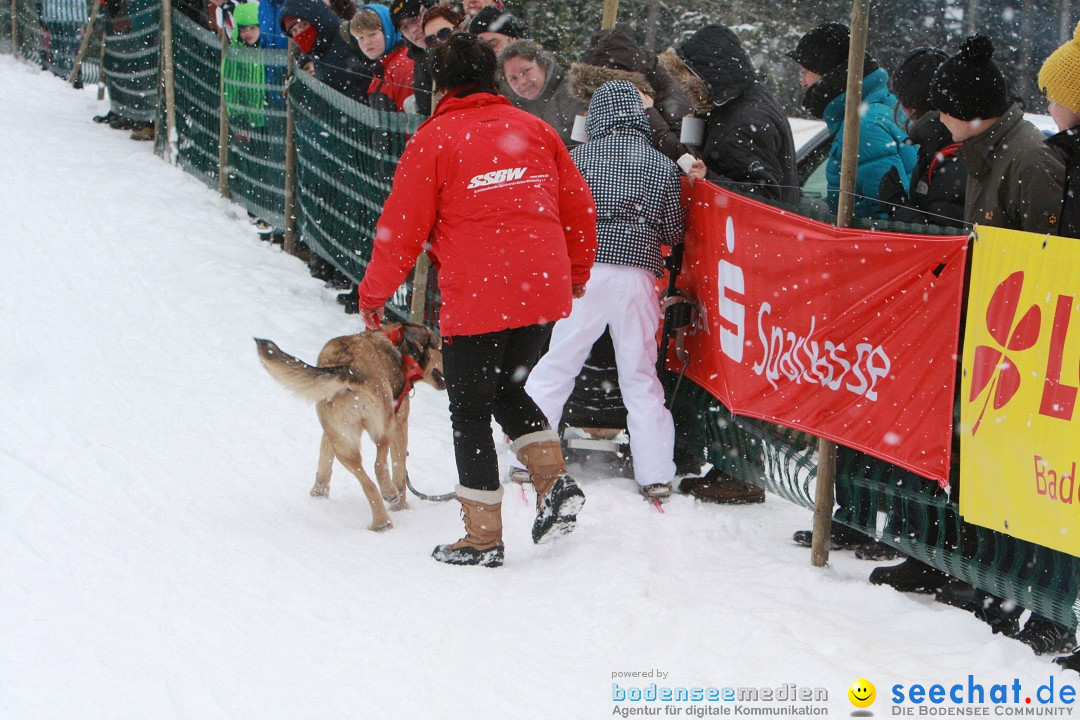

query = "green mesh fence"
[[169, 10, 218, 185], [221, 41, 288, 227], [14, 0, 47, 65], [0, 3, 10, 53], [671, 376, 1080, 629], [101, 0, 158, 122], [289, 69, 427, 321], [39, 0, 92, 80]]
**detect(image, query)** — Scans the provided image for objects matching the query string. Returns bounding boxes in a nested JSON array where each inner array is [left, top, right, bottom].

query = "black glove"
[[877, 166, 908, 219]]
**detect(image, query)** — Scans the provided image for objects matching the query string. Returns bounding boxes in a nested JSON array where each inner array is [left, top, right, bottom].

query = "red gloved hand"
[[360, 306, 384, 331]]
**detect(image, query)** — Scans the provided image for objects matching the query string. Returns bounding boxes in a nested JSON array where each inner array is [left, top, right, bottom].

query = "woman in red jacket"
[[357, 33, 598, 567]]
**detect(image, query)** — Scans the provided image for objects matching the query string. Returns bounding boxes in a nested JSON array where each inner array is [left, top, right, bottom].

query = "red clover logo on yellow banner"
[[960, 226, 1080, 557]]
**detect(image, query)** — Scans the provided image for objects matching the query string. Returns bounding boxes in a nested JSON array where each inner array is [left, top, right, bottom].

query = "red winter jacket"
[[358, 91, 597, 337], [369, 43, 414, 112]]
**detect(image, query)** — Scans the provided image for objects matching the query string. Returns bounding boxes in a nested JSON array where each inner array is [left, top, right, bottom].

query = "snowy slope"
[[0, 56, 1071, 720]]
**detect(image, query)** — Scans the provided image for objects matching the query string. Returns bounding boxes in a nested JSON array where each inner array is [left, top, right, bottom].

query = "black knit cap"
[[929, 34, 1010, 120], [389, 0, 433, 29], [891, 47, 948, 116], [786, 22, 850, 75], [469, 7, 528, 39]]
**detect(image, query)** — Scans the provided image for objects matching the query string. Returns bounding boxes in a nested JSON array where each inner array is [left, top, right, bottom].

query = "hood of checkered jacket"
[[584, 80, 652, 142]]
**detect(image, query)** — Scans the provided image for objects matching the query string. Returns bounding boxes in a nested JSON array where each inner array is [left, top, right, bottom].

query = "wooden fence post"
[[12, 0, 20, 59], [283, 44, 299, 255], [160, 0, 177, 163], [601, 0, 619, 30], [68, 0, 102, 85], [811, 0, 870, 568], [408, 255, 431, 324], [217, 30, 229, 197]]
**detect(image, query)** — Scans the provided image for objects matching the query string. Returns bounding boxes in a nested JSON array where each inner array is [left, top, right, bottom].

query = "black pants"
[[442, 324, 553, 492]]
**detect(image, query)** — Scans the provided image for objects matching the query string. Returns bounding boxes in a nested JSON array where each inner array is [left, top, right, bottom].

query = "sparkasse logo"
[[467, 167, 528, 189]]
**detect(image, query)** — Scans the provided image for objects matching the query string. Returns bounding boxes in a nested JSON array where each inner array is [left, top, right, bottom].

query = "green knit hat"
[[232, 3, 260, 42]]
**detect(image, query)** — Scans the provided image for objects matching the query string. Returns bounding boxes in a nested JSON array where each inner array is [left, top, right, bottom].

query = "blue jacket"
[[823, 68, 917, 219], [258, 0, 289, 50]]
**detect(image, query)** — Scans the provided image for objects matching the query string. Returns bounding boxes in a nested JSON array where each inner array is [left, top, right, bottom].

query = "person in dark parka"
[[876, 47, 967, 228], [659, 24, 799, 206], [281, 0, 377, 102]]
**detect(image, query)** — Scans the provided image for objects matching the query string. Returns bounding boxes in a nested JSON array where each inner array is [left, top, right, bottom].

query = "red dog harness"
[[382, 326, 426, 412]]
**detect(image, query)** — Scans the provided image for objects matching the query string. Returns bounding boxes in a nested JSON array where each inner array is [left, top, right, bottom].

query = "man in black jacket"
[[660, 24, 799, 207]]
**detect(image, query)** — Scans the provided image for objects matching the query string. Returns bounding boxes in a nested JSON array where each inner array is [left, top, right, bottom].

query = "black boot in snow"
[[869, 557, 950, 594], [1015, 616, 1077, 655], [792, 523, 869, 550], [533, 474, 586, 544]]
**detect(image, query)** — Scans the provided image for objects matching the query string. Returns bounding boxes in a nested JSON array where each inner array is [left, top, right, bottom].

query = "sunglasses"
[[423, 27, 453, 48]]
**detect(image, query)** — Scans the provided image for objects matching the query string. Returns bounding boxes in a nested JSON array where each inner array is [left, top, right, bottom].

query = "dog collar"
[[382, 326, 426, 411]]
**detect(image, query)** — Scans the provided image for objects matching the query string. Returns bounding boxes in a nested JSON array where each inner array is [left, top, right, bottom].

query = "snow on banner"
[[673, 182, 969, 485], [960, 226, 1080, 557]]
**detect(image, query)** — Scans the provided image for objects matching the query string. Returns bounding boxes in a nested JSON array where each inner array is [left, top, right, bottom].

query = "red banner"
[[676, 183, 969, 485]]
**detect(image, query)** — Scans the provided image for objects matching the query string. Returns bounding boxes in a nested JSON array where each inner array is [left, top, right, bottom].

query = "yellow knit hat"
[[1040, 21, 1080, 113]]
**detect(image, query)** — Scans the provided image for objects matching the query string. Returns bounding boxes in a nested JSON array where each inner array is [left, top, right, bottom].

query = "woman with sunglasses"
[[420, 3, 463, 49], [356, 34, 598, 567]]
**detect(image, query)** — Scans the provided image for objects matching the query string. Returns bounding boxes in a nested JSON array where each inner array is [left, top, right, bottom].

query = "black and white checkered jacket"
[[570, 80, 686, 277]]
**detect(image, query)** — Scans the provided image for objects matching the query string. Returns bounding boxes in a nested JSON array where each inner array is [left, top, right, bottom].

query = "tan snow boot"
[[432, 485, 504, 567], [511, 430, 585, 544]]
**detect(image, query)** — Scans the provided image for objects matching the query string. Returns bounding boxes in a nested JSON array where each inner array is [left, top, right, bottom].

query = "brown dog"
[[255, 323, 445, 531]]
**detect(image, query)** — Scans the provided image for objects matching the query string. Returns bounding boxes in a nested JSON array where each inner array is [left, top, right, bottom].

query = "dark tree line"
[[511, 0, 1076, 117]]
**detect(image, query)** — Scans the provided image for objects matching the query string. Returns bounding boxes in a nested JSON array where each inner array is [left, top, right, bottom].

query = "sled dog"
[[255, 323, 445, 531]]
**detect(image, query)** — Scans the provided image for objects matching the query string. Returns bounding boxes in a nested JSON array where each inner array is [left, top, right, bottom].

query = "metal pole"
[[160, 0, 177, 163], [601, 0, 619, 30], [811, 0, 870, 569], [217, 30, 230, 197], [68, 0, 102, 84], [283, 44, 299, 255]]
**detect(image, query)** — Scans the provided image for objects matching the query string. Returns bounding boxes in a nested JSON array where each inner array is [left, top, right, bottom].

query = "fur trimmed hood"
[[663, 25, 757, 112], [657, 49, 711, 115], [567, 62, 651, 104]]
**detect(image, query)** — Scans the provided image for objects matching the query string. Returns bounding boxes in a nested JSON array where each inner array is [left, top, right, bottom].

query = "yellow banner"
[[960, 226, 1080, 557]]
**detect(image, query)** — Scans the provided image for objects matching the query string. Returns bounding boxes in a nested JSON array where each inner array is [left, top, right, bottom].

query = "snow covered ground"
[[1, 55, 1074, 720]]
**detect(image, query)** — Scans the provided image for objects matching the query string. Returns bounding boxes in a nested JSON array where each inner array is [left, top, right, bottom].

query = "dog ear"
[[403, 324, 437, 350]]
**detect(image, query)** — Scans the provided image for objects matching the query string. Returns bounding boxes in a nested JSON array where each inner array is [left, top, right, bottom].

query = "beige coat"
[[958, 104, 1065, 233]]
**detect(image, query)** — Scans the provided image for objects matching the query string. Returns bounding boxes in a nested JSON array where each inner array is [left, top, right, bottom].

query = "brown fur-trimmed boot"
[[432, 485, 504, 567], [512, 430, 585, 544]]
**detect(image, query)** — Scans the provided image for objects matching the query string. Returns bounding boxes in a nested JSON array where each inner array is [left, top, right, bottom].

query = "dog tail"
[[254, 338, 366, 403]]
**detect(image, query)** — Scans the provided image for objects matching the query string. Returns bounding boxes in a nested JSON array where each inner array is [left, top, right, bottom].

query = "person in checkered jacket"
[[525, 80, 690, 502]]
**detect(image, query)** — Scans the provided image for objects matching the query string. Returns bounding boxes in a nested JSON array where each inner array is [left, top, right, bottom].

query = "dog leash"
[[381, 326, 427, 412]]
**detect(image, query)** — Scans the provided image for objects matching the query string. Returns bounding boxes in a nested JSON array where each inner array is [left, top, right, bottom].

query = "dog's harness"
[[382, 326, 426, 412]]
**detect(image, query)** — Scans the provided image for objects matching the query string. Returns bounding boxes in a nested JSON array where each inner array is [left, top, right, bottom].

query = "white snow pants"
[[525, 263, 675, 487]]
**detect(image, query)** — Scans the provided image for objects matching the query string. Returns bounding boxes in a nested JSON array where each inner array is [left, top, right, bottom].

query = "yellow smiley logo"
[[848, 678, 876, 708]]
